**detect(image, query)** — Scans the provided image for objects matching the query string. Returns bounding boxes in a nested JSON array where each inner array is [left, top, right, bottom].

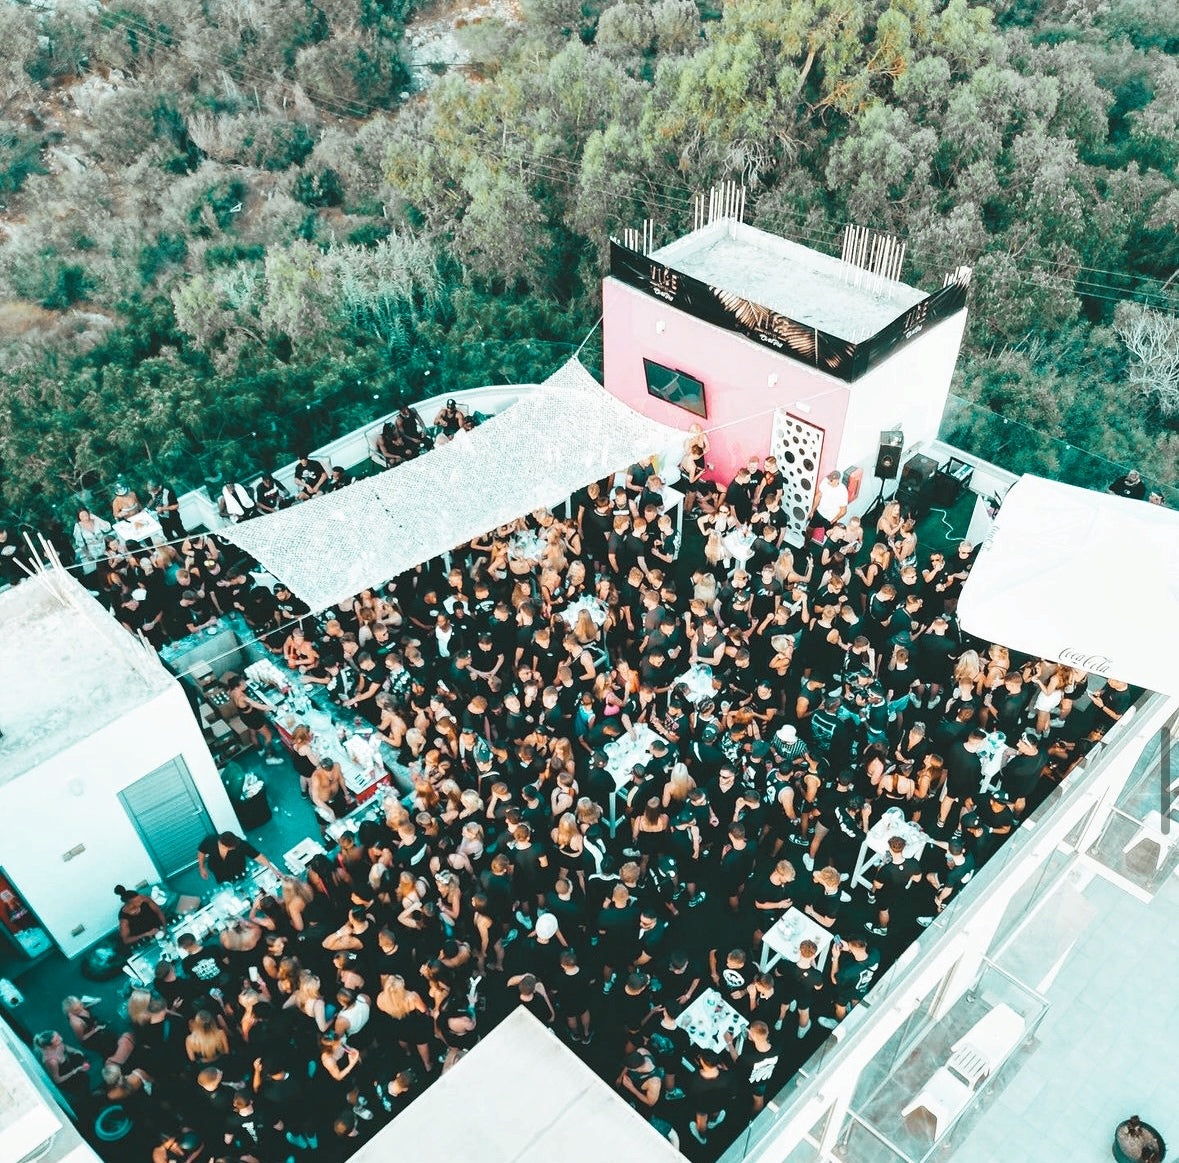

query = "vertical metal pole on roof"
[[814, 328, 820, 366], [1162, 709, 1176, 834]]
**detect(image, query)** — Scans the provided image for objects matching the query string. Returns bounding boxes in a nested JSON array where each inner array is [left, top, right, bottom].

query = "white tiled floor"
[[948, 867, 1178, 1162]]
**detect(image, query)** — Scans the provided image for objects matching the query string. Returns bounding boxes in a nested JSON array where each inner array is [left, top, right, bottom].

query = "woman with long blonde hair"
[[911, 754, 946, 825], [376, 974, 435, 1074], [279, 875, 313, 933], [551, 811, 586, 885], [283, 970, 330, 1044], [573, 607, 600, 646], [184, 1009, 229, 1066], [954, 650, 983, 690], [662, 762, 696, 809], [876, 500, 903, 544]]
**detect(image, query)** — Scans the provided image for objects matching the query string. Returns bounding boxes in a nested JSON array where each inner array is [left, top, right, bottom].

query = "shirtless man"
[[310, 757, 350, 823]]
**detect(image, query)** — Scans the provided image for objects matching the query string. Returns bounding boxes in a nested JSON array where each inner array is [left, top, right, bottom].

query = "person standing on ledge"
[[1107, 468, 1146, 499], [146, 480, 186, 541]]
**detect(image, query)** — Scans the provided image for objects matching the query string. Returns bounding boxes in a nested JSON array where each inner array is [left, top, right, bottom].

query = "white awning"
[[957, 474, 1179, 695], [347, 1008, 682, 1163], [220, 359, 686, 611]]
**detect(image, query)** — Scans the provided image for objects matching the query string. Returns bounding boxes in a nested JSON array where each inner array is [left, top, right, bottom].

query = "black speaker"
[[896, 453, 939, 517], [875, 430, 903, 480], [900, 453, 938, 488]]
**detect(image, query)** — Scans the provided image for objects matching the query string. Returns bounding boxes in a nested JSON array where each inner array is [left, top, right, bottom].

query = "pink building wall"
[[602, 279, 852, 485]]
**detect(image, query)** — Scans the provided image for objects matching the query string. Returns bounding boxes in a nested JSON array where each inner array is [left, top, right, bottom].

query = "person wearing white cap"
[[773, 724, 809, 770]]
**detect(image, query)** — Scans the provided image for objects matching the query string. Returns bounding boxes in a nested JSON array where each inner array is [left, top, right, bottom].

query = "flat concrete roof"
[[351, 1008, 683, 1163], [650, 220, 926, 342], [0, 572, 174, 786]]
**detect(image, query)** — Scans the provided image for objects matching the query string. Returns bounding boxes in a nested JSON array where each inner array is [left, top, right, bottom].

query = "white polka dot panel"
[[770, 409, 825, 545]]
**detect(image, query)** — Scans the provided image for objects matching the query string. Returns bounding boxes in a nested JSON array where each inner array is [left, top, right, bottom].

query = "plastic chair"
[[1121, 810, 1179, 871]]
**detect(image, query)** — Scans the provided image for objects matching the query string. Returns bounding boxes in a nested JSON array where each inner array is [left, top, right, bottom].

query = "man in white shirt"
[[810, 470, 849, 535]]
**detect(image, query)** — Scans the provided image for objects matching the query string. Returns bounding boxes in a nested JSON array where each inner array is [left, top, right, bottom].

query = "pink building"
[[602, 219, 970, 523]]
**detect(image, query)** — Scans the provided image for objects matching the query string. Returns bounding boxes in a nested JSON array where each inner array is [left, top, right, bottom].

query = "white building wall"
[[0, 683, 238, 959], [835, 309, 969, 515]]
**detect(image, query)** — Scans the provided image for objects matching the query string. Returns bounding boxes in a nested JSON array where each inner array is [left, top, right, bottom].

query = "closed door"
[[119, 758, 214, 880], [770, 410, 826, 545]]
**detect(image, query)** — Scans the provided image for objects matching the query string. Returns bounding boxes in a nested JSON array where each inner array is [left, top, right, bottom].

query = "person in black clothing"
[[1108, 468, 1146, 499], [825, 936, 881, 1025], [293, 453, 329, 500], [709, 946, 754, 1007], [177, 933, 229, 991], [115, 884, 166, 945], [686, 1049, 735, 1146], [726, 1019, 781, 1114], [785, 939, 826, 1040], [326, 466, 351, 492], [434, 398, 465, 440], [395, 404, 431, 454], [1000, 731, 1048, 814], [939, 729, 986, 828], [197, 832, 271, 883], [723, 466, 757, 525], [253, 472, 291, 513], [921, 835, 976, 921], [867, 836, 922, 937], [146, 480, 186, 541]]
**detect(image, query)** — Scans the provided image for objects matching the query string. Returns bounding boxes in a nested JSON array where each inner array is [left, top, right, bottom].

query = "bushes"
[[292, 166, 344, 208], [0, 124, 48, 198]]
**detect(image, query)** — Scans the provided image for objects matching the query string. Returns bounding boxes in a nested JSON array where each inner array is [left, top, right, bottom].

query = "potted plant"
[[1114, 1116, 1166, 1163]]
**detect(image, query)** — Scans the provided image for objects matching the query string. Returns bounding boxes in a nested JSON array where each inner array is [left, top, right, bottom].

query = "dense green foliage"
[[0, 0, 1175, 523]]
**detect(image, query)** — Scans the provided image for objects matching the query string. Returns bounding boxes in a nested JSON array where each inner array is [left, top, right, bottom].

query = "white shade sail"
[[347, 1008, 682, 1163], [221, 359, 686, 611], [957, 474, 1179, 696]]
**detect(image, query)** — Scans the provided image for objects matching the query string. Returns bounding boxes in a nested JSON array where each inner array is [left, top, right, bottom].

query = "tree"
[[1115, 301, 1179, 417]]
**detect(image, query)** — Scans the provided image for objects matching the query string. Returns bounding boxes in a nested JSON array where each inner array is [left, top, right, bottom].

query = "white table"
[[676, 988, 749, 1055], [722, 526, 756, 568], [113, 510, 164, 545], [851, 807, 929, 889], [559, 594, 608, 629], [673, 663, 717, 705], [122, 863, 282, 985], [509, 529, 547, 563], [602, 725, 660, 837], [283, 837, 327, 875], [246, 661, 391, 803], [759, 907, 836, 973]]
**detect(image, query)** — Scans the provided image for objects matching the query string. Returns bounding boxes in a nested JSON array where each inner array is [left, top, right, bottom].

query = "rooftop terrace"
[[0, 571, 173, 786], [650, 220, 927, 343]]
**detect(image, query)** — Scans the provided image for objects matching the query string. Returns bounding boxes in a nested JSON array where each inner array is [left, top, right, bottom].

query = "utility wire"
[[64, 4, 1175, 308]]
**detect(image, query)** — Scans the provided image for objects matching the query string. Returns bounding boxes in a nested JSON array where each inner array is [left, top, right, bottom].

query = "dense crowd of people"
[[26, 426, 1137, 1163]]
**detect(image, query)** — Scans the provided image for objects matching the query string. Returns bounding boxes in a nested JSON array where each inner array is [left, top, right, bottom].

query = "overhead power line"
[[18, 1, 1175, 311]]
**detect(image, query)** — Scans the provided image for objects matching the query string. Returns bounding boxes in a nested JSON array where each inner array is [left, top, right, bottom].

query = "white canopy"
[[347, 1008, 682, 1163], [957, 474, 1179, 696], [221, 359, 686, 611]]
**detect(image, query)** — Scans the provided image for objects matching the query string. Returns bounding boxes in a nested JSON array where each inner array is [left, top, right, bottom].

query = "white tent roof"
[[222, 359, 686, 612], [957, 474, 1179, 696], [347, 1008, 682, 1163]]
